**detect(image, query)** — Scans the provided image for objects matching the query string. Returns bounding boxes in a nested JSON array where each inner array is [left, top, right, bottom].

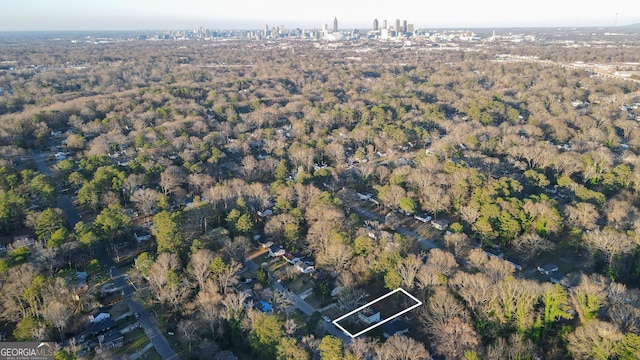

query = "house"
[[382, 319, 410, 338], [537, 263, 558, 275], [414, 214, 432, 223], [431, 219, 449, 230], [310, 269, 328, 281], [257, 209, 273, 217], [89, 308, 110, 323], [296, 261, 315, 273], [283, 252, 302, 265], [358, 307, 381, 324], [54, 152, 66, 161], [98, 329, 123, 350], [0, 244, 6, 254], [91, 318, 116, 335], [330, 285, 344, 297], [484, 247, 504, 259], [268, 245, 285, 257], [134, 231, 151, 243], [259, 240, 274, 249], [13, 235, 34, 247]]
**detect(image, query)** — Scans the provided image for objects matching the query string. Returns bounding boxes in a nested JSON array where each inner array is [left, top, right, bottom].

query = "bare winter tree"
[[188, 249, 215, 291], [160, 165, 186, 195], [512, 233, 554, 261], [566, 320, 623, 360], [337, 287, 366, 312], [130, 188, 159, 216], [397, 253, 421, 290], [375, 335, 430, 360]]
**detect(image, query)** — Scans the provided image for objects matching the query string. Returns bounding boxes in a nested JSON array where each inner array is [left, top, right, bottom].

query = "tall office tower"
[[383, 20, 387, 29], [408, 24, 414, 33], [334, 17, 338, 32], [403, 20, 407, 33], [373, 18, 379, 31], [265, 24, 268, 32], [395, 19, 401, 32]]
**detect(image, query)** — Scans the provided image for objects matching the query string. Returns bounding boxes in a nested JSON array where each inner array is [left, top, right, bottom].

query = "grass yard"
[[138, 347, 161, 360], [267, 259, 288, 274], [253, 252, 273, 267], [113, 328, 149, 356], [109, 301, 130, 318], [286, 274, 313, 295], [304, 292, 333, 309]]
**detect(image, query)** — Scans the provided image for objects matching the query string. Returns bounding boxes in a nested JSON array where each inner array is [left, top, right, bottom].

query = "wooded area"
[[1, 32, 640, 359]]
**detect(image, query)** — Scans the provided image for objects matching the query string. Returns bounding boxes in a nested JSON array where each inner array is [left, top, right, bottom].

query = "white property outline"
[[332, 287, 422, 338]]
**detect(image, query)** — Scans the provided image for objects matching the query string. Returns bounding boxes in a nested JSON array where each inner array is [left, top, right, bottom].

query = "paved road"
[[32, 151, 179, 360], [32, 152, 81, 226], [271, 280, 316, 316], [321, 320, 352, 343]]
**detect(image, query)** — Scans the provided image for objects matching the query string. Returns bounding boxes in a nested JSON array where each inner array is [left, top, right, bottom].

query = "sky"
[[1, 0, 639, 31]]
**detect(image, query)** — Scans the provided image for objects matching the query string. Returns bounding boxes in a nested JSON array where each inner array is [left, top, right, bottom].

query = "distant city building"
[[395, 19, 401, 32], [373, 18, 379, 31], [408, 24, 414, 33], [333, 17, 338, 32], [403, 20, 407, 33], [383, 20, 387, 29]]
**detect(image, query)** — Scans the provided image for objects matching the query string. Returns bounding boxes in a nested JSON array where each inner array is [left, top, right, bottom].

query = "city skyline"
[[1, 0, 638, 31]]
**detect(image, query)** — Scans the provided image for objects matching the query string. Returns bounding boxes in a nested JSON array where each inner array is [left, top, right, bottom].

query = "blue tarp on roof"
[[257, 301, 273, 314]]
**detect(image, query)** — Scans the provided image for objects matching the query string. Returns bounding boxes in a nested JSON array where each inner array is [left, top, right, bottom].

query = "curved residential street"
[[32, 151, 180, 360]]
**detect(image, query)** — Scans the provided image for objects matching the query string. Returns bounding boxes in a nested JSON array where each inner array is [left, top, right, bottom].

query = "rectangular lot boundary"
[[332, 287, 422, 338]]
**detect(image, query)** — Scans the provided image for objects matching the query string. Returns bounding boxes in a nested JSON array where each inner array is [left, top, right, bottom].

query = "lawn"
[[267, 258, 288, 274], [109, 301, 130, 318], [286, 274, 313, 295], [247, 247, 267, 260], [113, 328, 149, 356], [138, 347, 161, 360], [253, 252, 272, 267], [304, 292, 334, 309]]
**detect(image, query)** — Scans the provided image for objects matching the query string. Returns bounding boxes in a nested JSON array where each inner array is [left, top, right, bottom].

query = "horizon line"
[[0, 23, 638, 33]]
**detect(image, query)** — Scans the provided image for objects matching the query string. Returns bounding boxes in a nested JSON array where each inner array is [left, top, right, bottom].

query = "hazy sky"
[[2, 0, 638, 31]]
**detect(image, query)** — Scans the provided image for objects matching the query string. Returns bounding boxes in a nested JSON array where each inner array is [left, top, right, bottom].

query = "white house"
[[358, 307, 381, 324], [414, 214, 432, 223], [134, 231, 151, 243], [295, 261, 315, 273], [89, 309, 110, 323], [268, 245, 285, 257], [283, 252, 302, 265]]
